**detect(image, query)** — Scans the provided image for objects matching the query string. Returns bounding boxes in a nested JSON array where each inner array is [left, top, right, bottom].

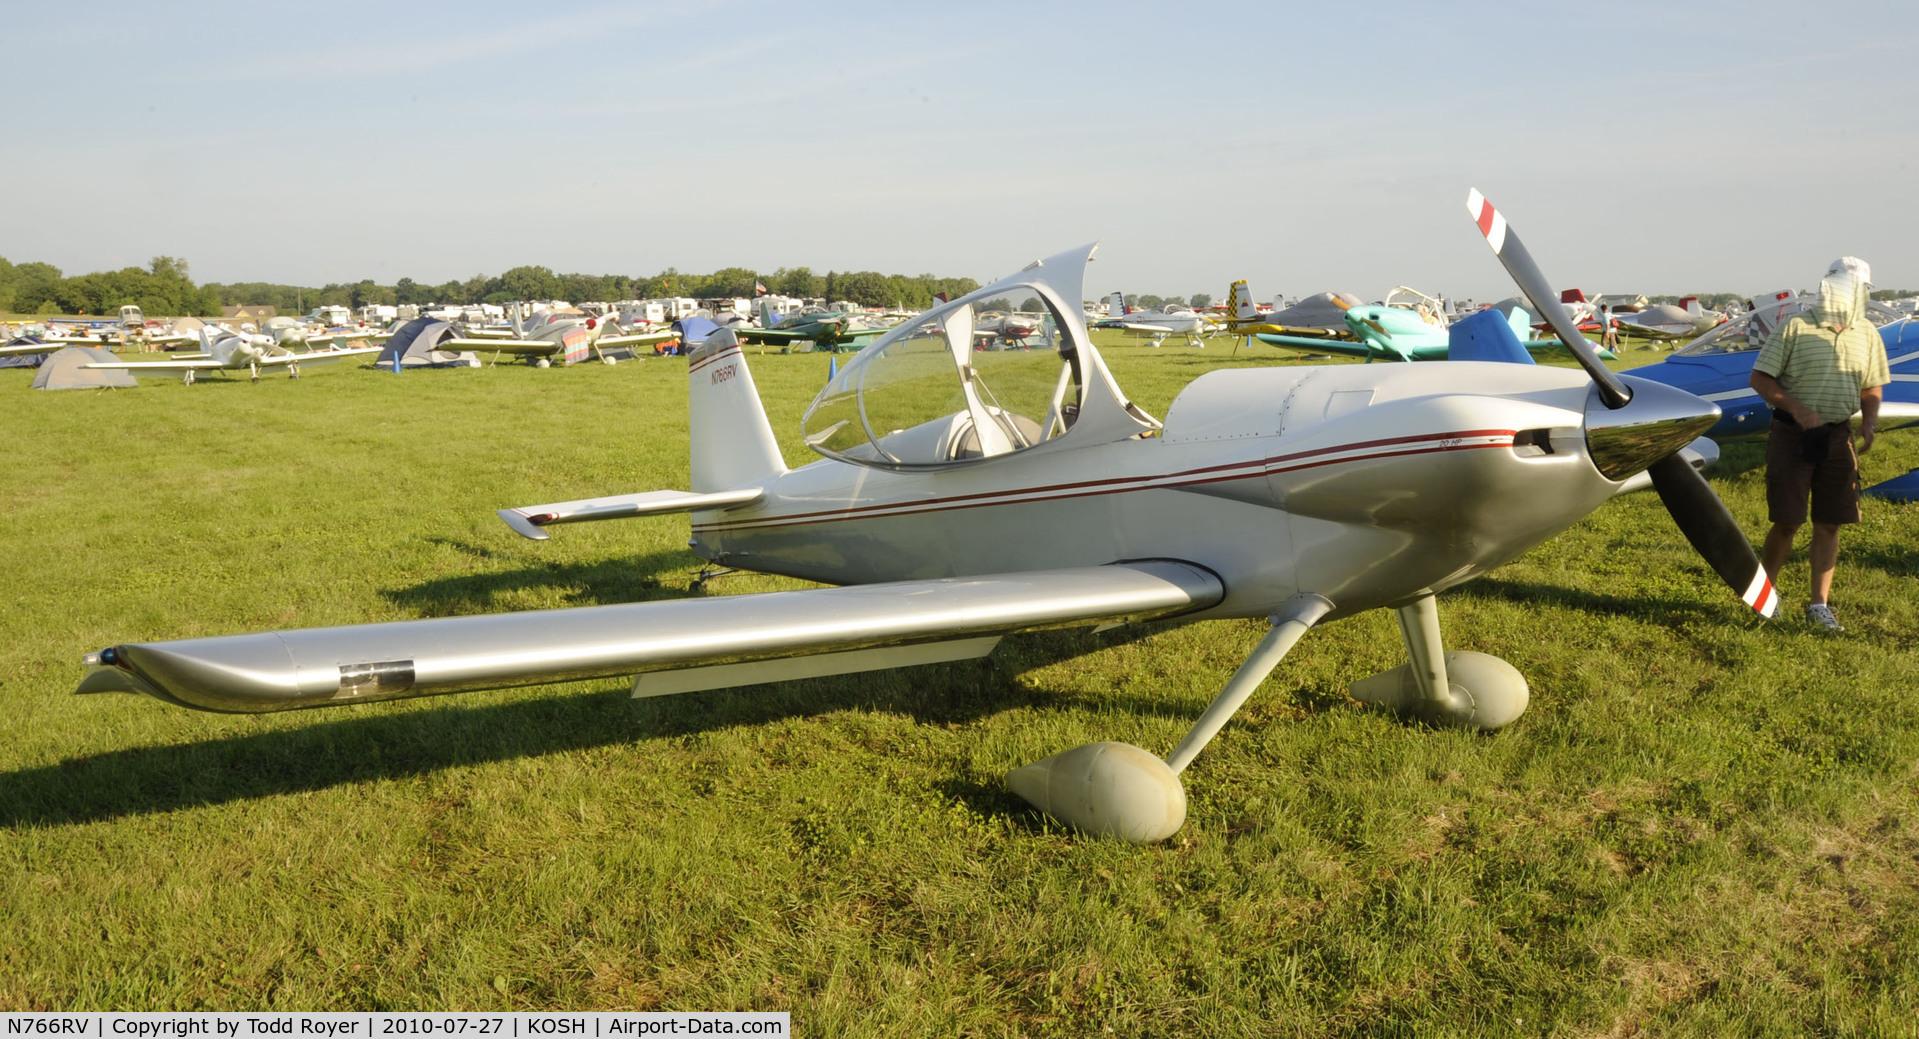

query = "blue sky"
[[8, 0, 1918, 302]]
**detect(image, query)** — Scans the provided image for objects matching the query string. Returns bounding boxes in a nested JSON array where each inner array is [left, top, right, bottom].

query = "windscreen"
[[801, 286, 1081, 469]]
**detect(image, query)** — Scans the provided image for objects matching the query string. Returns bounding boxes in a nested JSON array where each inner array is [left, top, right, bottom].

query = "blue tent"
[[0, 336, 50, 369], [374, 319, 480, 370], [670, 316, 719, 353]]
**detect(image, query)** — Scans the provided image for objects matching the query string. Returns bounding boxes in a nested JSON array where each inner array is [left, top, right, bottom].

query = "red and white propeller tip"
[[1466, 188, 1508, 254]]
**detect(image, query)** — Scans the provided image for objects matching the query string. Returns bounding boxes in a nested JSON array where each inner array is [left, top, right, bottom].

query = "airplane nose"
[[1583, 375, 1719, 480]]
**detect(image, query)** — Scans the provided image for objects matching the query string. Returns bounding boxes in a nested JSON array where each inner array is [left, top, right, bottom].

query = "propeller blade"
[[1465, 189, 1633, 411], [1646, 454, 1777, 618]]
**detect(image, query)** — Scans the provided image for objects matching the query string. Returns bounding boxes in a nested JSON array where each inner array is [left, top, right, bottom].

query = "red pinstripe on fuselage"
[[695, 428, 1518, 535]]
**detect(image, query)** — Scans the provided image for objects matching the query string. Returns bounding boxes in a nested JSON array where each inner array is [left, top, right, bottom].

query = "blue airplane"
[[1619, 317, 1919, 500]]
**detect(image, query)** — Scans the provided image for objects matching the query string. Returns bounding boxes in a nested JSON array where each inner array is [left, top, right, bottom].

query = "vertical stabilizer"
[[1230, 280, 1257, 321], [1680, 296, 1702, 316], [687, 329, 787, 493], [1106, 291, 1127, 318], [1448, 307, 1534, 365]]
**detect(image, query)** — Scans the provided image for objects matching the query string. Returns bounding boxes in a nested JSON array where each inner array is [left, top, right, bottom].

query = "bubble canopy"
[[800, 244, 1160, 470]]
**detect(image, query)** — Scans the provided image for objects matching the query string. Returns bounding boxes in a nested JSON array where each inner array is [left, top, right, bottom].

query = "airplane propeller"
[[1466, 189, 1777, 619]]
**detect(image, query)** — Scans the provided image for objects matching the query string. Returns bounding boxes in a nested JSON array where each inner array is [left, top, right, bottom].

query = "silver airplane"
[[1093, 292, 1218, 347], [78, 192, 1775, 843], [85, 326, 383, 384], [443, 308, 678, 367], [1612, 297, 1725, 341]]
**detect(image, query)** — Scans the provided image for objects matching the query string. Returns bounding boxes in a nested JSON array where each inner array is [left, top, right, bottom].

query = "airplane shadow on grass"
[[1452, 577, 1721, 627], [6, 556, 1224, 829], [385, 544, 700, 613]]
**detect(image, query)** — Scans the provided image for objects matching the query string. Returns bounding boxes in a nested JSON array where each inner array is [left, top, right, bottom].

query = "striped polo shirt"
[[1754, 315, 1890, 424]]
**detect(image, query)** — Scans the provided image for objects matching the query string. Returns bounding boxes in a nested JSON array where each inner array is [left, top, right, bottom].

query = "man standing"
[[1748, 257, 1890, 631]]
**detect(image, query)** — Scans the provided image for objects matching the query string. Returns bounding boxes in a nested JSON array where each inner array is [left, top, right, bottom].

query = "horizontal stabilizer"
[[1864, 466, 1919, 503], [498, 487, 765, 539]]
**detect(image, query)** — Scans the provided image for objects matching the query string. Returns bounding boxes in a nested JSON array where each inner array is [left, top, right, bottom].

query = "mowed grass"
[[3, 335, 1919, 1035]]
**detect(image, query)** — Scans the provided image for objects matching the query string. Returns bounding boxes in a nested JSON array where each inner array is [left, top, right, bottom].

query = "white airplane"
[[971, 311, 1046, 348], [442, 308, 678, 366], [85, 326, 383, 384], [1093, 292, 1218, 347], [39, 306, 199, 351], [78, 194, 1773, 844]]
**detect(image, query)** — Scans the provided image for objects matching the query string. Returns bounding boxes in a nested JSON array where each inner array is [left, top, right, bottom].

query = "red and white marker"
[[1741, 570, 1778, 618], [1466, 188, 1508, 254]]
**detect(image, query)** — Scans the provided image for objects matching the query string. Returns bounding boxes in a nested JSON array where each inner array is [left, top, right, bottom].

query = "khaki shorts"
[[1766, 417, 1860, 525]]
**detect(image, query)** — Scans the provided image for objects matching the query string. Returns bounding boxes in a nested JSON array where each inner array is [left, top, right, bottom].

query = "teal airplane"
[[1252, 302, 1609, 362]]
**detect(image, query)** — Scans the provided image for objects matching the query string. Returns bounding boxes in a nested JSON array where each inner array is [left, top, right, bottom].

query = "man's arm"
[[1749, 369, 1824, 430], [1859, 383, 1882, 453]]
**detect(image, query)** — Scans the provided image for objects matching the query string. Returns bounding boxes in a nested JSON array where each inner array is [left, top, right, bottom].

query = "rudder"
[[1230, 280, 1257, 321], [687, 329, 787, 493]]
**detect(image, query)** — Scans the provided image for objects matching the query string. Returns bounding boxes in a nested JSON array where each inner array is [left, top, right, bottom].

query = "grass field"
[[3, 335, 1917, 1034]]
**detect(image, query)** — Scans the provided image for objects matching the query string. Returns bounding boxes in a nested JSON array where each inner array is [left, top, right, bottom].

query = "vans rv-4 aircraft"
[[79, 192, 1775, 844], [85, 326, 383, 384], [1093, 292, 1218, 347], [445, 309, 677, 367], [1217, 284, 1359, 341]]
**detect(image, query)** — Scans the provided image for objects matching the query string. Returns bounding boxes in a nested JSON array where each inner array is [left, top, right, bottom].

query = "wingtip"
[[497, 509, 550, 541]]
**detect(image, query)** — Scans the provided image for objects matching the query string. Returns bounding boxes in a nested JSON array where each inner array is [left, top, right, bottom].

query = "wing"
[[0, 341, 62, 357], [306, 331, 396, 349], [83, 358, 225, 371], [441, 338, 558, 355], [257, 345, 384, 366], [457, 327, 519, 339], [1252, 334, 1376, 359], [735, 327, 802, 343], [595, 330, 679, 349], [77, 560, 1225, 713], [1224, 321, 1346, 339]]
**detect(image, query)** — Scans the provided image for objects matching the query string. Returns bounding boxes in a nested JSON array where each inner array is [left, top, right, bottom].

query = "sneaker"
[[1805, 603, 1844, 632]]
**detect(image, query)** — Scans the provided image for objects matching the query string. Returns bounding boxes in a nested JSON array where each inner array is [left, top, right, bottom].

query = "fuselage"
[[692, 363, 1621, 623]]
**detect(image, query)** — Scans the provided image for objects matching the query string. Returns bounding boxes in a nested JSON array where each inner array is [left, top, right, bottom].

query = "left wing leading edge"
[[77, 561, 1226, 713]]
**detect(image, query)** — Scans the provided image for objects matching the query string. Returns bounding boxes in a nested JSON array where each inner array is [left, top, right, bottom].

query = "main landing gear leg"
[[1006, 593, 1335, 844], [1348, 594, 1528, 730]]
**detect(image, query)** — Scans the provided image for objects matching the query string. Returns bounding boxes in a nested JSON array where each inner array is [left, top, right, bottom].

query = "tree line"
[[0, 256, 985, 318], [208, 264, 984, 314], [0, 256, 223, 317]]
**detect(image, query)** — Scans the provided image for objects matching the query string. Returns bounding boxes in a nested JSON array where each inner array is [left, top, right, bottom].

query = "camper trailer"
[[618, 300, 666, 326]]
